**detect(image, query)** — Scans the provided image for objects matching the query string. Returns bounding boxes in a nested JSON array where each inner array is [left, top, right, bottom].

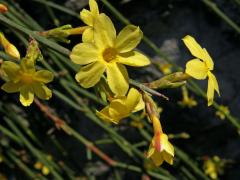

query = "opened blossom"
[[183, 35, 220, 106], [1, 58, 54, 106], [70, 13, 150, 96], [96, 88, 145, 124], [80, 0, 100, 42], [147, 115, 174, 166]]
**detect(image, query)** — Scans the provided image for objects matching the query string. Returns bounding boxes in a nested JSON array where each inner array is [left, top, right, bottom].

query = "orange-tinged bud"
[[5, 43, 20, 59], [0, 4, 8, 13], [0, 32, 20, 60]]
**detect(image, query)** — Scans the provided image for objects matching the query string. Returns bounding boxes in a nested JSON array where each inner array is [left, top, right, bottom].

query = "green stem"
[[202, 0, 240, 34]]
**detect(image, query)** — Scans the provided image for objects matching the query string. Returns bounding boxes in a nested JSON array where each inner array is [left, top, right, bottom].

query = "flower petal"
[[89, 0, 99, 17], [126, 88, 144, 112], [34, 70, 54, 83], [203, 48, 214, 70], [147, 141, 155, 158], [33, 83, 52, 100], [80, 9, 93, 26], [94, 13, 116, 49], [19, 85, 34, 106], [161, 134, 174, 157], [106, 63, 129, 96], [115, 25, 143, 53], [162, 151, 174, 165], [96, 107, 112, 122], [1, 81, 21, 93], [108, 98, 129, 119], [82, 27, 94, 43], [182, 35, 205, 60], [1, 61, 21, 81], [185, 59, 208, 80], [151, 151, 164, 166], [75, 61, 105, 88], [118, 51, 150, 67], [207, 72, 220, 106], [70, 43, 98, 65]]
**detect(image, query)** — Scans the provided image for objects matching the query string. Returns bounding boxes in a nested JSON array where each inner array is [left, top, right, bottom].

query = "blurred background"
[[0, 0, 239, 179]]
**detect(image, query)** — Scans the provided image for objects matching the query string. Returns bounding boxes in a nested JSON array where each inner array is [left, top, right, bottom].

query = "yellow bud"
[[34, 162, 43, 170], [0, 32, 20, 60], [42, 166, 50, 175], [5, 44, 20, 60], [0, 4, 8, 13]]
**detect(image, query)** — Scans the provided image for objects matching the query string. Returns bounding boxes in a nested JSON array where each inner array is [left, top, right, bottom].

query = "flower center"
[[21, 73, 34, 84], [102, 48, 117, 62]]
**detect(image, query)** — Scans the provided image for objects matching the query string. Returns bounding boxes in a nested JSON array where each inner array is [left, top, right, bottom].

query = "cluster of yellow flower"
[[0, 40, 54, 106], [0, 0, 220, 167]]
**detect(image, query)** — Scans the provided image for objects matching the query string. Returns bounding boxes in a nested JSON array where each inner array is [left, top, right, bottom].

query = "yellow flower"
[[215, 105, 229, 120], [80, 0, 100, 42], [70, 14, 150, 96], [178, 86, 197, 108], [147, 115, 174, 166], [0, 32, 20, 59], [1, 58, 54, 106], [96, 88, 145, 124], [183, 35, 220, 106]]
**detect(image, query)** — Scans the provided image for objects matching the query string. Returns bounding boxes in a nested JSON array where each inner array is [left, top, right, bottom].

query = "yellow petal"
[[126, 88, 144, 112], [161, 134, 174, 157], [147, 141, 155, 158], [203, 48, 214, 70], [118, 51, 150, 67], [80, 9, 93, 26], [89, 0, 99, 17], [94, 13, 116, 49], [1, 81, 21, 93], [34, 70, 54, 83], [75, 61, 105, 88], [207, 72, 220, 106], [162, 151, 174, 165], [115, 25, 143, 53], [182, 35, 205, 60], [185, 59, 208, 80], [108, 100, 128, 123], [33, 83, 52, 100], [106, 63, 129, 96], [82, 27, 94, 43], [70, 43, 98, 65], [151, 151, 164, 166], [96, 107, 112, 122], [20, 58, 35, 74], [1, 61, 21, 81], [19, 86, 34, 106]]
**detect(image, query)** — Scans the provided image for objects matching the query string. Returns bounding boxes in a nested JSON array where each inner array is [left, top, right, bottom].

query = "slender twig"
[[202, 0, 240, 34]]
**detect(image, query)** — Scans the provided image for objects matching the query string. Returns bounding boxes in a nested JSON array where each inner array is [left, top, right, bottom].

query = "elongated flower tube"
[[1, 58, 54, 106], [80, 0, 100, 42], [183, 35, 220, 106], [147, 115, 174, 166], [96, 88, 145, 124], [0, 32, 20, 59], [70, 14, 150, 96]]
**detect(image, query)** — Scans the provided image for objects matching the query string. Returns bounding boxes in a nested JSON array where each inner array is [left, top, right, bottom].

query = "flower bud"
[[0, 32, 20, 60], [0, 4, 8, 13], [147, 72, 190, 89]]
